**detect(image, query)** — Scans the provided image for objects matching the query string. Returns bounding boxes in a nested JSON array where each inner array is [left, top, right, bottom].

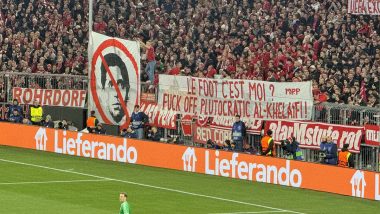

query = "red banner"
[[193, 123, 232, 145], [210, 116, 262, 134], [365, 125, 380, 146], [192, 116, 262, 145], [140, 101, 176, 129], [13, 87, 86, 108], [265, 121, 364, 153], [348, 0, 380, 15]]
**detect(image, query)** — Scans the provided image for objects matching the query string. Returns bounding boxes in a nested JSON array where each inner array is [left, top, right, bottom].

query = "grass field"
[[0, 146, 379, 214]]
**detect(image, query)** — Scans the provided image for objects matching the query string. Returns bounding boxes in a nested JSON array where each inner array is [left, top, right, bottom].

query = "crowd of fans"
[[0, 0, 379, 108]]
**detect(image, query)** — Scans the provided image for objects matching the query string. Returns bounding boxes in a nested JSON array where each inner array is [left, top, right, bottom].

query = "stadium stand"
[[0, 0, 379, 106]]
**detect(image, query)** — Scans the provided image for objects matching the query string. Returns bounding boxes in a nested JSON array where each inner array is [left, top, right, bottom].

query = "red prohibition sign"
[[91, 39, 140, 127]]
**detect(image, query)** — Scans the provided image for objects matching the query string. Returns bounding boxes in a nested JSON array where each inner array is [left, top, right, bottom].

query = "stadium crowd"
[[0, 0, 379, 108]]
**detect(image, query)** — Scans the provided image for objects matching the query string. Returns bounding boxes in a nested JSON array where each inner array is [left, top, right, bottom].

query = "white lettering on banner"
[[158, 75, 314, 120], [54, 131, 137, 163], [348, 0, 380, 15], [267, 121, 363, 153], [13, 87, 86, 108], [211, 116, 262, 134], [204, 150, 302, 187], [366, 130, 379, 142], [140, 102, 176, 129]]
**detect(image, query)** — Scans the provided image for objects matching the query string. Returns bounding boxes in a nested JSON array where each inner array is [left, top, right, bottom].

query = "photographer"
[[147, 127, 161, 142], [280, 137, 303, 160], [319, 136, 338, 165]]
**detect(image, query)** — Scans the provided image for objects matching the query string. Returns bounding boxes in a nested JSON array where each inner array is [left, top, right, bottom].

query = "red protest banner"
[[365, 124, 380, 146], [192, 122, 232, 145], [265, 121, 364, 153], [140, 101, 177, 130], [210, 116, 262, 134], [13, 87, 86, 108]]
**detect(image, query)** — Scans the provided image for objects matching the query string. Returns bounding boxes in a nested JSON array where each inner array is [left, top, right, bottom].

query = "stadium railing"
[[0, 72, 88, 102], [0, 73, 379, 172]]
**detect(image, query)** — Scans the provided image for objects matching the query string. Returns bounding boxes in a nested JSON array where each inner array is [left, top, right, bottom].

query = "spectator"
[[120, 128, 137, 138], [22, 118, 32, 125], [42, 115, 55, 128], [140, 40, 156, 83], [8, 109, 23, 123], [67, 121, 78, 131], [30, 100, 43, 126], [223, 140, 233, 151], [7, 99, 23, 119], [93, 123, 106, 135], [130, 105, 148, 139], [147, 126, 161, 141]]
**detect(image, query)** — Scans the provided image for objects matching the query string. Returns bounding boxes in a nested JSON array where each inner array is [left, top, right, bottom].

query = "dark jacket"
[[147, 131, 161, 142], [8, 104, 23, 118], [232, 120, 247, 141], [94, 127, 106, 135], [130, 111, 148, 129], [321, 142, 338, 165], [42, 120, 55, 128], [121, 131, 137, 138], [8, 114, 23, 123]]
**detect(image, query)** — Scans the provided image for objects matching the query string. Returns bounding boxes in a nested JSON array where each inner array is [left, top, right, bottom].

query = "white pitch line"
[[0, 158, 306, 214], [209, 211, 288, 214], [0, 179, 108, 185]]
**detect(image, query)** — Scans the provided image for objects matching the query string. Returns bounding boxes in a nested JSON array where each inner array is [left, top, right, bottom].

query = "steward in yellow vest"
[[30, 100, 43, 125]]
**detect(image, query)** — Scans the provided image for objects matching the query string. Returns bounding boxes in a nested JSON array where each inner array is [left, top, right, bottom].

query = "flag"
[[360, 80, 367, 102]]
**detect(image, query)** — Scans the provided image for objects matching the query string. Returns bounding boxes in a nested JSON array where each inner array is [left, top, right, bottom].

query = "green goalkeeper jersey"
[[119, 201, 131, 214]]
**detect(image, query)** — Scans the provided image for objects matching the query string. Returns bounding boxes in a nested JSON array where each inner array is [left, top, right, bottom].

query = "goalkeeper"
[[119, 192, 131, 214]]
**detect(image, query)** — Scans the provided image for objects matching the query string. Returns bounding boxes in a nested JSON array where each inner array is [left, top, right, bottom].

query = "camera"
[[319, 151, 327, 158]]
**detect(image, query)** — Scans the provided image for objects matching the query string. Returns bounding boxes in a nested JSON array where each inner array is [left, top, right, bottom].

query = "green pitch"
[[0, 146, 378, 214]]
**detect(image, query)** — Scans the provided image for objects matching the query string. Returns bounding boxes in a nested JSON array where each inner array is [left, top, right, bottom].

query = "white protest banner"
[[348, 0, 380, 15], [88, 32, 140, 128], [13, 87, 86, 108], [158, 75, 313, 120], [264, 120, 364, 153]]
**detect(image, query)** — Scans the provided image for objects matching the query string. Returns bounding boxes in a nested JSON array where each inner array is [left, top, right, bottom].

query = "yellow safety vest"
[[30, 106, 43, 122]]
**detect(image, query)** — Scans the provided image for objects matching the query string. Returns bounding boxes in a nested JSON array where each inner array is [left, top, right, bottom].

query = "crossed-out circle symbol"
[[90, 39, 140, 127]]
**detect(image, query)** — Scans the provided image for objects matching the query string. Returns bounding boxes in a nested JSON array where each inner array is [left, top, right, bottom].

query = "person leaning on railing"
[[29, 100, 43, 126]]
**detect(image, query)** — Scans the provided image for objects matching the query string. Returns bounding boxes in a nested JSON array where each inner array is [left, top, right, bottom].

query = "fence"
[[312, 102, 380, 126], [1, 72, 379, 171], [0, 72, 88, 102]]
